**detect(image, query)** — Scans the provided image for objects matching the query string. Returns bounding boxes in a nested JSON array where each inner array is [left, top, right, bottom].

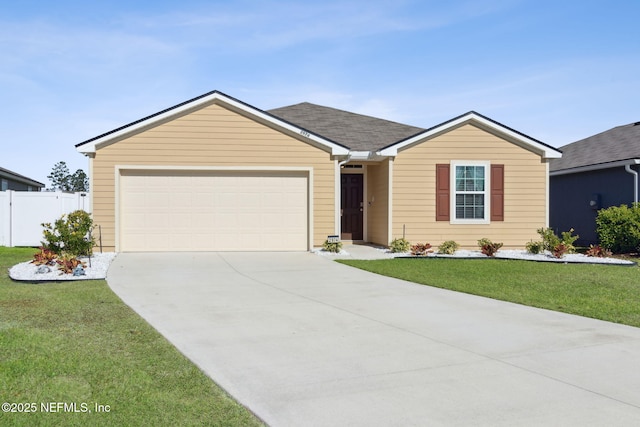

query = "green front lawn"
[[0, 247, 263, 426], [338, 257, 640, 328]]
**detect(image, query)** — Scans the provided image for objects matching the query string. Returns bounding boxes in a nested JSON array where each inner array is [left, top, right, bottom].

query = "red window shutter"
[[436, 164, 450, 221], [491, 164, 504, 221]]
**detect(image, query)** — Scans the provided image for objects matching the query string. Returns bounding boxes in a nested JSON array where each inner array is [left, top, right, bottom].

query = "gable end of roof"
[[378, 111, 562, 159], [76, 91, 349, 156]]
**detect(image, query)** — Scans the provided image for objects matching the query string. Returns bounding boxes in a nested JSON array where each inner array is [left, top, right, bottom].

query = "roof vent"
[[634, 122, 640, 126]]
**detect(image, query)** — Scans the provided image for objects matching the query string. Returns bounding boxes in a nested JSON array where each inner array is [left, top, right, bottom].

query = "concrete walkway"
[[318, 243, 394, 260], [107, 252, 640, 426]]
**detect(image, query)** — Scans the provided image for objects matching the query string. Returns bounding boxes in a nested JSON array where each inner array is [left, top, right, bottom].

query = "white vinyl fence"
[[0, 191, 90, 247]]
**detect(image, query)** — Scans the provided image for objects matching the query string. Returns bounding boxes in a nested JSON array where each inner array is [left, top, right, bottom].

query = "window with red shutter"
[[437, 162, 504, 223]]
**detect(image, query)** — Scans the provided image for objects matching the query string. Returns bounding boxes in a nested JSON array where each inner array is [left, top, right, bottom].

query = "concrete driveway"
[[107, 252, 640, 426]]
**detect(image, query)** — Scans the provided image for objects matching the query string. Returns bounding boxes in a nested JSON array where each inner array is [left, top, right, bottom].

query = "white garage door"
[[119, 170, 309, 251]]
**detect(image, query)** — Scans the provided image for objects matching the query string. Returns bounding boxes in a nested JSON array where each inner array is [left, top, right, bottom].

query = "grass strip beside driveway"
[[338, 257, 640, 328], [0, 247, 263, 427]]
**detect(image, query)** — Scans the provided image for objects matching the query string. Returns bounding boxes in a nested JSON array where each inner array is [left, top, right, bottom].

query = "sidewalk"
[[315, 243, 394, 260]]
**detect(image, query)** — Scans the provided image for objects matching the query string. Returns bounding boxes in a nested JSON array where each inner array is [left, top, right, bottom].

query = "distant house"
[[0, 167, 45, 192], [550, 121, 640, 245]]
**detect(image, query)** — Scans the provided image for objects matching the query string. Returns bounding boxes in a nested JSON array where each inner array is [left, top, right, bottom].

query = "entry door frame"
[[338, 165, 367, 242]]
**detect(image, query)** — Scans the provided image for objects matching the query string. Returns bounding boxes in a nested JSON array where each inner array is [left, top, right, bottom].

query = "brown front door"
[[341, 174, 363, 240]]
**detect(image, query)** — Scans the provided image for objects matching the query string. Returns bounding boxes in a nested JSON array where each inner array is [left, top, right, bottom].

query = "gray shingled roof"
[[0, 166, 45, 187], [268, 102, 425, 151], [550, 121, 640, 172]]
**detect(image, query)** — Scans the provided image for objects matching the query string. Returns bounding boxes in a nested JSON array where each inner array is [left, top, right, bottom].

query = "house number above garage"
[[300, 130, 311, 138]]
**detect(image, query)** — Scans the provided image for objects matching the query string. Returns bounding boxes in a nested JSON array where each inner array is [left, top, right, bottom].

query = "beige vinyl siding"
[[366, 160, 390, 245], [92, 102, 335, 251], [392, 124, 547, 249]]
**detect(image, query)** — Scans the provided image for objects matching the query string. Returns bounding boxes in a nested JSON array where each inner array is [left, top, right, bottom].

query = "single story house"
[[76, 90, 561, 252], [0, 167, 45, 191], [550, 121, 640, 245]]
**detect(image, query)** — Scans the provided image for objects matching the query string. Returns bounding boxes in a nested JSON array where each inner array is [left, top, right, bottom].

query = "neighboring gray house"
[[0, 167, 45, 192], [550, 121, 640, 245]]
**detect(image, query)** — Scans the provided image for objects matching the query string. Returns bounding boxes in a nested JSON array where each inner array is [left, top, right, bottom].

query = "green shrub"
[[525, 240, 544, 254], [389, 238, 411, 253], [41, 210, 95, 256], [596, 203, 640, 253], [322, 240, 343, 253], [536, 227, 560, 252], [559, 229, 579, 253], [438, 240, 459, 255], [533, 227, 579, 254], [477, 237, 493, 248]]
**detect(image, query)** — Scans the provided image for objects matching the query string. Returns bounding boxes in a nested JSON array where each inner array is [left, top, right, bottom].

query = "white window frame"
[[1, 179, 7, 191], [450, 160, 491, 224]]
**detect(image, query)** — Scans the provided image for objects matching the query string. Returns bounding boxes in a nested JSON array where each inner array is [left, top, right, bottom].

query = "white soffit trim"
[[550, 159, 640, 176], [379, 112, 562, 159], [77, 92, 349, 156]]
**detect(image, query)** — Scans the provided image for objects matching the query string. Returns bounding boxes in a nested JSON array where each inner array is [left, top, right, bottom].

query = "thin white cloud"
[[112, 0, 520, 52], [0, 21, 179, 72], [2, 0, 637, 185]]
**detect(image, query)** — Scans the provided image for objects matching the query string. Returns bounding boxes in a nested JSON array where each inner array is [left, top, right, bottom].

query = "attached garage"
[[118, 168, 311, 252]]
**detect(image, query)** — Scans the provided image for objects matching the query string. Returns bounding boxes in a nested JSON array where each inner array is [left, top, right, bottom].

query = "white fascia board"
[[77, 92, 224, 154], [76, 92, 349, 156], [550, 159, 640, 176], [379, 112, 562, 159]]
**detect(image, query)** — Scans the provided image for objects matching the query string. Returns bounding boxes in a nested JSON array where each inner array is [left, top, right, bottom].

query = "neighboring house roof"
[[0, 166, 45, 188], [268, 102, 425, 151], [550, 121, 640, 174], [76, 90, 350, 156]]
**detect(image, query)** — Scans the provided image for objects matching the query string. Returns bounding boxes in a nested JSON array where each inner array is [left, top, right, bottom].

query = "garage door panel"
[[120, 170, 309, 252], [169, 192, 194, 207]]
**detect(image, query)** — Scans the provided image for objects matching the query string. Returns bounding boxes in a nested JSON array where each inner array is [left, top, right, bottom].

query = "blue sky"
[[2, 0, 639, 186]]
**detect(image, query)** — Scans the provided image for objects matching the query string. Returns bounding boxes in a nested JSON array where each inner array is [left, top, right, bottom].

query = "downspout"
[[338, 155, 352, 168], [625, 163, 638, 204]]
